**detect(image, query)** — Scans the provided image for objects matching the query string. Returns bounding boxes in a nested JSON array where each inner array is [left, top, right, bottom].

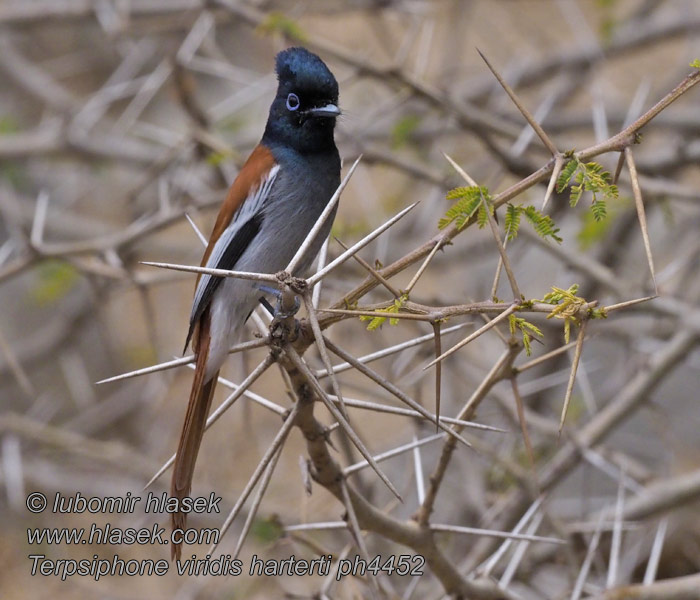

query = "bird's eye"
[[286, 93, 300, 111]]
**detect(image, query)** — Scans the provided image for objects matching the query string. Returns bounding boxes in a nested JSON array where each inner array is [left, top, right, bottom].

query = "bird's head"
[[263, 47, 340, 154]]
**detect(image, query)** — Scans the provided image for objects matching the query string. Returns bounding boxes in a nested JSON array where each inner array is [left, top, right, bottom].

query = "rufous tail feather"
[[170, 309, 219, 560]]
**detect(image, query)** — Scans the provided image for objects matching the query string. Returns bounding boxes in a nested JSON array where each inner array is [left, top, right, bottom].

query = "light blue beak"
[[308, 104, 341, 118]]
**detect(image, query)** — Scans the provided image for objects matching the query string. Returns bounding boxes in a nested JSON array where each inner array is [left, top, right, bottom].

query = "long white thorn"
[[307, 202, 418, 286]]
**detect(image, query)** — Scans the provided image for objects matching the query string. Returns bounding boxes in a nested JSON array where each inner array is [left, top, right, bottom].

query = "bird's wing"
[[184, 145, 279, 352]]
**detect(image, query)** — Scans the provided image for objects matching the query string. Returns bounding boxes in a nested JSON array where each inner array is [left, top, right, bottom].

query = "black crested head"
[[263, 47, 340, 155], [274, 47, 338, 102]]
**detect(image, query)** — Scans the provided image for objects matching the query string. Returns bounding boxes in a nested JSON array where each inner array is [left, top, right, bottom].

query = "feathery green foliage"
[[504, 203, 521, 239], [522, 206, 562, 242], [504, 203, 562, 243], [441, 185, 561, 242], [360, 294, 408, 330], [557, 158, 578, 191], [556, 157, 618, 221], [508, 314, 543, 356], [477, 195, 493, 228], [439, 186, 488, 230], [542, 284, 587, 343]]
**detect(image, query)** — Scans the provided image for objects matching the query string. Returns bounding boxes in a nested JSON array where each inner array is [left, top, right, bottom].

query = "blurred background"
[[1, 1, 699, 598]]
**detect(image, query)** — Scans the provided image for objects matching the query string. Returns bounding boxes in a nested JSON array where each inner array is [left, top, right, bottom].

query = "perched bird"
[[171, 47, 341, 559]]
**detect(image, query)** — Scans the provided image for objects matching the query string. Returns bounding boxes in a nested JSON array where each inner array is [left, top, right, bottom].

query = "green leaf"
[[476, 202, 489, 228], [520, 320, 543, 337], [591, 199, 607, 221], [361, 295, 408, 331], [509, 314, 517, 336], [508, 314, 544, 356], [557, 157, 618, 219], [504, 203, 522, 241], [690, 59, 700, 69], [540, 284, 585, 344], [556, 159, 578, 192], [439, 186, 486, 230], [360, 313, 386, 331], [542, 284, 579, 305], [446, 186, 474, 200], [522, 206, 562, 243]]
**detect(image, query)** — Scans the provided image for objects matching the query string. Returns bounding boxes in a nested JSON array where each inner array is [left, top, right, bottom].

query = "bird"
[[170, 47, 341, 560]]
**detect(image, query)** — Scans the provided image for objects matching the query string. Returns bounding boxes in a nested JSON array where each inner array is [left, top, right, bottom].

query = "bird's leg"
[[260, 285, 302, 346], [258, 284, 301, 320]]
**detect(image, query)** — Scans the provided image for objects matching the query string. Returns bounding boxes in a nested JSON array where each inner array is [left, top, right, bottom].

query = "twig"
[[624, 147, 657, 292], [230, 443, 283, 559], [606, 467, 626, 589], [559, 319, 588, 435], [542, 153, 564, 210], [302, 292, 348, 417], [344, 433, 444, 476], [643, 517, 668, 585], [476, 49, 559, 156], [425, 304, 518, 369], [432, 521, 562, 545], [510, 378, 536, 481], [335, 237, 401, 298], [140, 260, 279, 283], [323, 337, 473, 449], [307, 202, 418, 286], [571, 512, 607, 600], [327, 395, 506, 432], [432, 322, 442, 431], [96, 338, 267, 384], [314, 322, 470, 379], [340, 478, 381, 600], [475, 497, 546, 577]]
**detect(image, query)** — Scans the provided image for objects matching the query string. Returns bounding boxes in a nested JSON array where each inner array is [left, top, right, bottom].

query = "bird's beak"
[[307, 104, 341, 118]]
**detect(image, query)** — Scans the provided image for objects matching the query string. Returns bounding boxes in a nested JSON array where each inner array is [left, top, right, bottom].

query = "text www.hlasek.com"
[[27, 523, 218, 547], [27, 524, 223, 581]]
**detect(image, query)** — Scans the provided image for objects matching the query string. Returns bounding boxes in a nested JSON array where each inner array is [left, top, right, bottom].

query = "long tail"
[[171, 310, 219, 561]]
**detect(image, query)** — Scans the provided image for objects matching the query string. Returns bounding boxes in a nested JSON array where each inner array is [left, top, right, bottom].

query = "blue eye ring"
[[286, 93, 300, 111]]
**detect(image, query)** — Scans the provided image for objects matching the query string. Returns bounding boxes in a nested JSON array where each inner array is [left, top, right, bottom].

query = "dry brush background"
[[1, 1, 700, 599]]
